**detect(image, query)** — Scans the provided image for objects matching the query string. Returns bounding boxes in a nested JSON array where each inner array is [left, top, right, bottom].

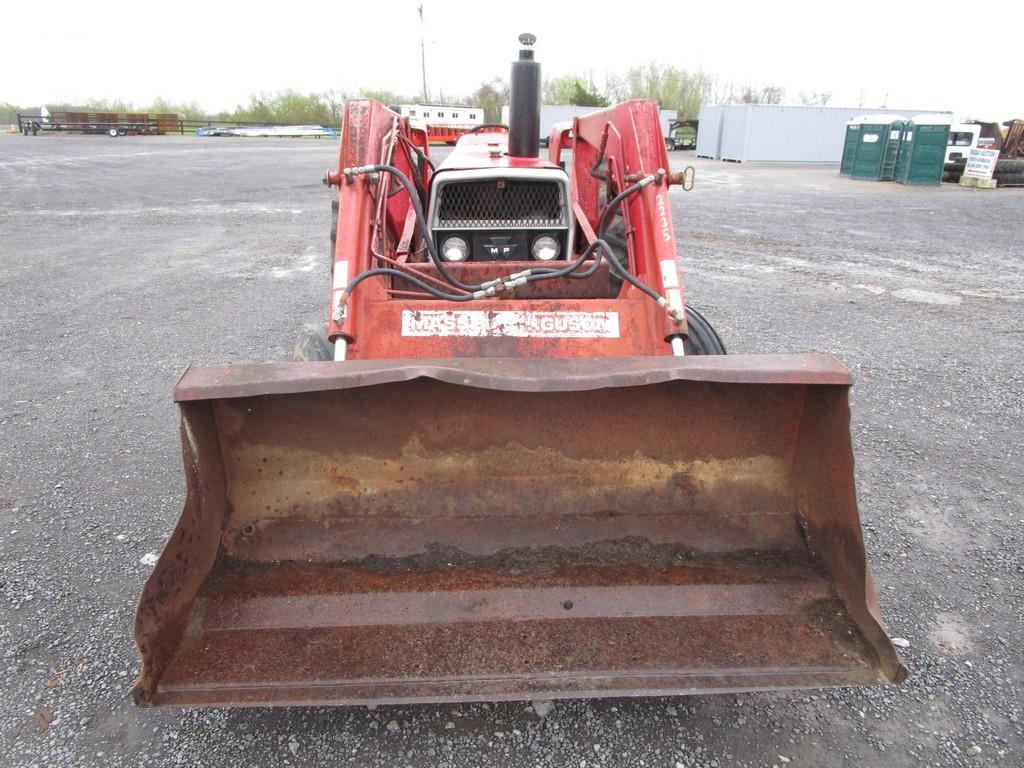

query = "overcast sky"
[[4, 1, 1017, 120]]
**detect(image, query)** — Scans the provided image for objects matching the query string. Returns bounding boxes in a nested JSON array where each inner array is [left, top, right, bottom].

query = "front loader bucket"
[[134, 355, 906, 707]]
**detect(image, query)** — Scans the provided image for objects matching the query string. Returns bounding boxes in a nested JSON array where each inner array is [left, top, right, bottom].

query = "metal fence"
[[16, 113, 340, 137]]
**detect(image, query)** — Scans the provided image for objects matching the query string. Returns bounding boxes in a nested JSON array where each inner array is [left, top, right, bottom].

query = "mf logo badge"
[[484, 236, 517, 258]]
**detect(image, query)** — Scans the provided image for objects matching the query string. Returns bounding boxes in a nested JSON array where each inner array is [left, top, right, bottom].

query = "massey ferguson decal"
[[402, 310, 621, 338]]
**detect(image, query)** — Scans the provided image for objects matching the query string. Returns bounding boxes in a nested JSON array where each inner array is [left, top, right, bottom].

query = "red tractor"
[[134, 34, 905, 707]]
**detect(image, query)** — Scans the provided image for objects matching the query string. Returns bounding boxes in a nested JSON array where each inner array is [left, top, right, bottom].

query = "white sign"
[[964, 148, 999, 180], [401, 310, 620, 338]]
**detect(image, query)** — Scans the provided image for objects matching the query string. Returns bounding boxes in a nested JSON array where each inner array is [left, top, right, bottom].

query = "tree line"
[[468, 65, 823, 124], [3, 64, 831, 128]]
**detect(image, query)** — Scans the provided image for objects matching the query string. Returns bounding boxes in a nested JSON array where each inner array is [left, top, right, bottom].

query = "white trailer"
[[696, 103, 952, 163], [502, 104, 677, 148]]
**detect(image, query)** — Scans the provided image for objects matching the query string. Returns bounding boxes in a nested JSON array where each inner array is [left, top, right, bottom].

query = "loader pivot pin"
[[668, 167, 696, 191]]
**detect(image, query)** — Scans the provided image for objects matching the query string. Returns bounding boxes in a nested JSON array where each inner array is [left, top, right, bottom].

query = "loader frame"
[[328, 100, 687, 360], [134, 77, 907, 707]]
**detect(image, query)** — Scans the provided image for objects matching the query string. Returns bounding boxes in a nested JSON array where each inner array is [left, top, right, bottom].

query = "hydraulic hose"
[[528, 174, 667, 305], [342, 164, 487, 291], [528, 173, 659, 282], [334, 267, 501, 320], [593, 184, 665, 305], [343, 164, 658, 292], [339, 164, 679, 320], [520, 238, 614, 285]]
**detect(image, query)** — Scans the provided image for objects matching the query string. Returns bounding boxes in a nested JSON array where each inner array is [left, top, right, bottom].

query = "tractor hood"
[[437, 132, 560, 173]]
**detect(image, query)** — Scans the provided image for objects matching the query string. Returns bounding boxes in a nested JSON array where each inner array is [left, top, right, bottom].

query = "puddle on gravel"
[[891, 288, 962, 305]]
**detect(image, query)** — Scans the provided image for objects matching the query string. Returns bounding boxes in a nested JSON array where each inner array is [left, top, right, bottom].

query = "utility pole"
[[419, 5, 428, 103]]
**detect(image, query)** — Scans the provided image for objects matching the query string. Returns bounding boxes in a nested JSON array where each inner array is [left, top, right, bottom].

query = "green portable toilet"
[[850, 114, 907, 180], [840, 118, 863, 176], [895, 114, 952, 186]]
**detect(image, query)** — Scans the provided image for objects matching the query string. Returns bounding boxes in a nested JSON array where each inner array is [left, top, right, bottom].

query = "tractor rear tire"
[[683, 306, 727, 355], [293, 323, 334, 362]]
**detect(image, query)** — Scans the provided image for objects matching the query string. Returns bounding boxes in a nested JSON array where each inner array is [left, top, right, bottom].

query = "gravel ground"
[[1, 135, 1021, 767]]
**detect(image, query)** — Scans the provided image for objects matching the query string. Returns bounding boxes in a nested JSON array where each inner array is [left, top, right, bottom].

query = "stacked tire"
[[993, 158, 1024, 187], [942, 159, 966, 184]]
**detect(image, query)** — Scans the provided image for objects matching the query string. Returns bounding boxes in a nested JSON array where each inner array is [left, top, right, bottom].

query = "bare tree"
[[470, 79, 509, 124], [719, 82, 786, 105], [605, 63, 712, 119], [798, 91, 833, 106], [758, 84, 785, 104], [321, 89, 346, 124]]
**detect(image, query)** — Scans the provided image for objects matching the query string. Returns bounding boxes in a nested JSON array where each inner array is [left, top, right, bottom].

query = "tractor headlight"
[[441, 236, 469, 262], [531, 235, 560, 261]]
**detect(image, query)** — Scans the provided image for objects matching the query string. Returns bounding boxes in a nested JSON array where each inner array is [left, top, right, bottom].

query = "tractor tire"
[[995, 172, 1024, 186], [292, 323, 334, 362], [665, 138, 676, 152], [683, 306, 727, 355]]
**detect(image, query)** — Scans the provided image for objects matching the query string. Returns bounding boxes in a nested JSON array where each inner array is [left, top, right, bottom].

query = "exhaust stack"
[[508, 33, 541, 158]]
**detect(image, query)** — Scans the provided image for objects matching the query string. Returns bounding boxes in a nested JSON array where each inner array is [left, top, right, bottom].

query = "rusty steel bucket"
[[133, 354, 906, 707]]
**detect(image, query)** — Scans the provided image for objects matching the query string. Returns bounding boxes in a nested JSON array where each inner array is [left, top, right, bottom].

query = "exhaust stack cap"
[[519, 33, 536, 58]]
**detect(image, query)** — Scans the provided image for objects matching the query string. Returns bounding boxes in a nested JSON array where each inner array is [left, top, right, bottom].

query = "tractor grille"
[[435, 179, 565, 229]]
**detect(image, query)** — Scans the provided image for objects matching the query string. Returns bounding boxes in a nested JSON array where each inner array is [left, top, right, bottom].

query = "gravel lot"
[[1, 135, 1021, 767]]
